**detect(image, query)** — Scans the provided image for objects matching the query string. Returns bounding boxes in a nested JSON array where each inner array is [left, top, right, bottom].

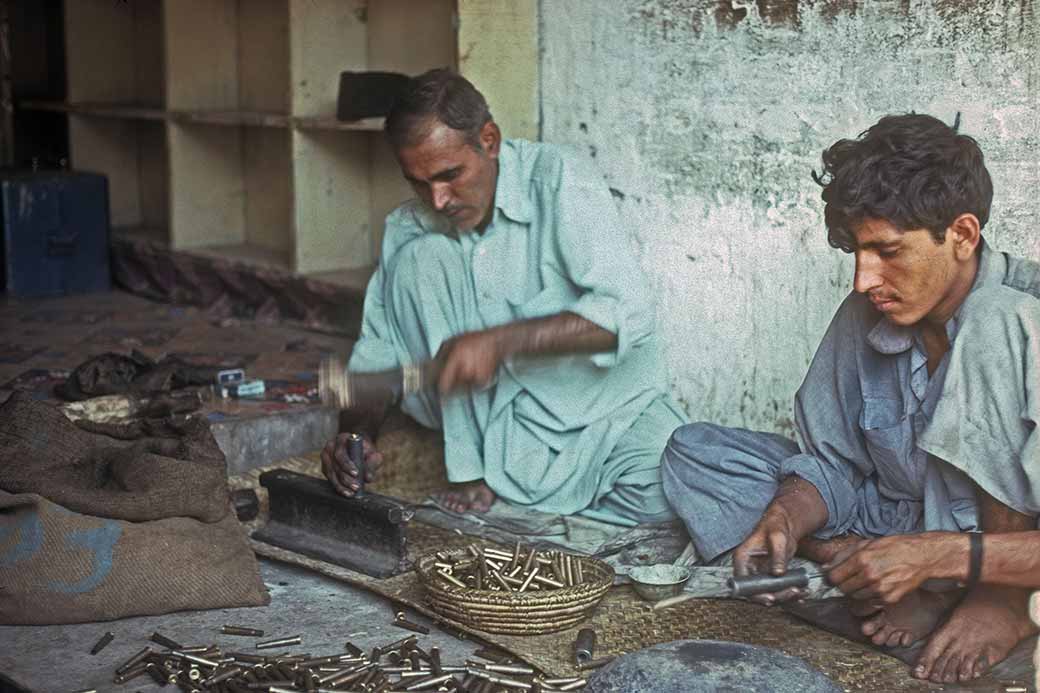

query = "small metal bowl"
[[628, 564, 691, 601]]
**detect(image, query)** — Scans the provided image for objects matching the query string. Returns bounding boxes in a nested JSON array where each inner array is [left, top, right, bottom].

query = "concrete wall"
[[539, 0, 1040, 434]]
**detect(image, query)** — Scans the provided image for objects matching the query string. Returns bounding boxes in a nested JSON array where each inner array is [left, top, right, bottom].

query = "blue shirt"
[[784, 241, 1040, 537]]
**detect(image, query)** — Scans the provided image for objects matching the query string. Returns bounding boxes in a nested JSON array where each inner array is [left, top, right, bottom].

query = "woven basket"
[[416, 548, 614, 635]]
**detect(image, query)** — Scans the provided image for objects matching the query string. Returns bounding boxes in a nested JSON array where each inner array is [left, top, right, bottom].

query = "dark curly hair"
[[812, 113, 993, 252], [385, 68, 493, 151]]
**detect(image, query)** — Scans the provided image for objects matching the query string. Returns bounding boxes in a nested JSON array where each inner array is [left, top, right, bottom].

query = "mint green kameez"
[[348, 139, 687, 526]]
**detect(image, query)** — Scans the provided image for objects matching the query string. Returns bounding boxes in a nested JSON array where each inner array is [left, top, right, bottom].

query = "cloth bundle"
[[54, 349, 227, 402]]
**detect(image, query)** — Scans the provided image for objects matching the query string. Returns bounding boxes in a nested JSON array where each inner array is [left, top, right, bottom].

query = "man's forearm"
[[766, 475, 830, 541], [926, 532, 1040, 588], [492, 311, 617, 358], [979, 532, 1040, 587]]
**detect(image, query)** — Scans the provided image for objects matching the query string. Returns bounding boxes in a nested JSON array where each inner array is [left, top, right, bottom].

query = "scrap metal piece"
[[113, 662, 149, 684], [347, 433, 366, 495], [574, 628, 596, 665], [89, 631, 114, 655], [231, 488, 260, 522], [253, 469, 412, 578], [577, 655, 615, 671], [255, 635, 302, 650], [726, 568, 814, 598], [150, 631, 183, 650], [222, 625, 265, 637], [116, 646, 152, 673], [393, 612, 431, 635]]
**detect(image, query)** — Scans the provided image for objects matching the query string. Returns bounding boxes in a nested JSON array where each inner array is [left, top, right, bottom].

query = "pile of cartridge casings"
[[98, 626, 588, 692], [434, 543, 586, 593]]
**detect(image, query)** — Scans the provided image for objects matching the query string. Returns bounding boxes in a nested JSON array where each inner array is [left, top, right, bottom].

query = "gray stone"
[[586, 639, 842, 693]]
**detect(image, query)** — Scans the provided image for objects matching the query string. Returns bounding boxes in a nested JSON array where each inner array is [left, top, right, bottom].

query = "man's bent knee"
[[662, 422, 728, 469]]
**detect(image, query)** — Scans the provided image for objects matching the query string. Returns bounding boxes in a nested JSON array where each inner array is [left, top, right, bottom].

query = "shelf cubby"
[[49, 0, 542, 284], [168, 122, 292, 263]]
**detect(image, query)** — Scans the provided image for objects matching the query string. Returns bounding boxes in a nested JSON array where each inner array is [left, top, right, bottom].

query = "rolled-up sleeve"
[[550, 165, 654, 368], [784, 293, 875, 537]]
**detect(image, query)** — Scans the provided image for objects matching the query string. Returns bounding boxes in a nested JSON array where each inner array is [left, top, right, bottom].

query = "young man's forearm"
[[769, 475, 830, 540]]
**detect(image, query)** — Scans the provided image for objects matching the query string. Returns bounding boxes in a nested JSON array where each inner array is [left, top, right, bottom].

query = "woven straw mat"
[[232, 422, 938, 691]]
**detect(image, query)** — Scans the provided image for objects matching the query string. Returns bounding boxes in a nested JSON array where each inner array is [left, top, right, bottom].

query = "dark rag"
[[55, 349, 227, 401]]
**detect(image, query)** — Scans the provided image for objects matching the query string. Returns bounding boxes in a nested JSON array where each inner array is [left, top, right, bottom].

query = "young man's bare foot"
[[434, 480, 496, 514], [913, 585, 1038, 684], [857, 589, 961, 648]]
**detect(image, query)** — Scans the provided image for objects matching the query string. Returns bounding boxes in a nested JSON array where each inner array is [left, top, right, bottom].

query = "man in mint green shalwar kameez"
[[323, 69, 686, 526]]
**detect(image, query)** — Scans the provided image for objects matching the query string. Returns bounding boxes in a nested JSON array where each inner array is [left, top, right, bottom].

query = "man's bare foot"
[[857, 589, 961, 648], [914, 586, 1039, 683], [434, 480, 496, 514]]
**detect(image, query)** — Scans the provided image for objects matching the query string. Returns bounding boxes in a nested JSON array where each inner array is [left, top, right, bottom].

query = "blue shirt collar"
[[866, 238, 997, 355]]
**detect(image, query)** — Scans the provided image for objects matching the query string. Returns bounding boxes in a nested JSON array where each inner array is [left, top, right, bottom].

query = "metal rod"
[[89, 631, 114, 655], [150, 631, 183, 650], [115, 646, 152, 673], [256, 635, 302, 650], [222, 625, 265, 637]]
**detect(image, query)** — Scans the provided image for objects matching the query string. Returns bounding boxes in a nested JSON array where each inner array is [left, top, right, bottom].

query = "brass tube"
[[255, 635, 302, 650]]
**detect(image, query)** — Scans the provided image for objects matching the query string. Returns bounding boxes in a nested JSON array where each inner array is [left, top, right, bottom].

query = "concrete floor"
[[0, 289, 477, 692], [0, 559, 486, 692]]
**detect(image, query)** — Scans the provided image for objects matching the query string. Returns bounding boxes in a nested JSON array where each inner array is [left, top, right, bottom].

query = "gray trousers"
[[661, 422, 926, 562]]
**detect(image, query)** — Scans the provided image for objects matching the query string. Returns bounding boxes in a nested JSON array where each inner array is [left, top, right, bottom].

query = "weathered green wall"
[[540, 0, 1040, 433]]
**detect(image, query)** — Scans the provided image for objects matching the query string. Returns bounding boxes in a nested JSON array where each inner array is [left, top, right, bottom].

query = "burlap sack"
[[0, 392, 226, 522], [0, 490, 269, 625]]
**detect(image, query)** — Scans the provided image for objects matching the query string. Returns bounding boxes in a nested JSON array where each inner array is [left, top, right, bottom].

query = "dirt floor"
[[1, 288, 1035, 693]]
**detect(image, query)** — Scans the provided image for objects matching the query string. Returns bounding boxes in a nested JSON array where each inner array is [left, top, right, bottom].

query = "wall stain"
[[757, 0, 800, 27], [715, 1, 749, 30]]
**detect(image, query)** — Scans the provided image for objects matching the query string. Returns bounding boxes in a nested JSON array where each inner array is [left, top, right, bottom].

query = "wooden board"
[[168, 123, 244, 248], [19, 100, 168, 121], [132, 0, 166, 107], [288, 0, 367, 118], [170, 110, 291, 128], [243, 127, 293, 255], [292, 130, 370, 273], [458, 0, 539, 140], [238, 0, 290, 114], [164, 0, 238, 110], [68, 116, 143, 228], [294, 115, 384, 131], [136, 121, 170, 232], [64, 0, 140, 103], [369, 136, 413, 259], [367, 0, 457, 75]]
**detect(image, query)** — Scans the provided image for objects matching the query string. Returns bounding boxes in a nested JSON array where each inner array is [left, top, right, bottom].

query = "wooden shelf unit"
[[20, 101, 384, 131], [45, 0, 456, 275]]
